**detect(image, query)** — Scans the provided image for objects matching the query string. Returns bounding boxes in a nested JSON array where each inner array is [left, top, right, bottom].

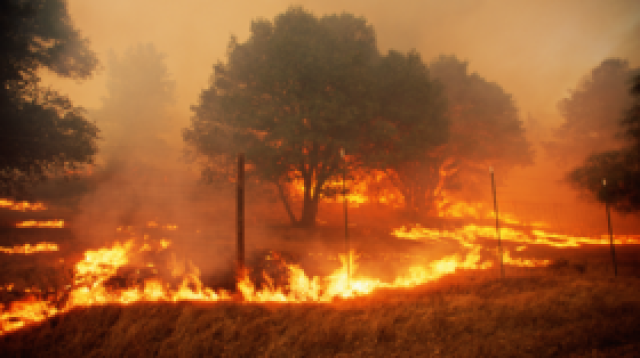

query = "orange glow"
[[0, 243, 59, 254], [435, 196, 548, 228], [289, 170, 404, 207], [392, 224, 640, 250], [15, 220, 65, 228], [0, 198, 47, 211], [0, 224, 497, 333]]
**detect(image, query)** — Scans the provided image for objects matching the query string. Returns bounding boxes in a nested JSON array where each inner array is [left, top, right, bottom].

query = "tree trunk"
[[298, 195, 319, 227], [297, 172, 319, 227], [276, 181, 298, 225]]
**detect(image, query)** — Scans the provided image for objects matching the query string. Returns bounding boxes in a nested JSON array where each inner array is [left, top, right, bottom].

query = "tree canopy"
[[0, 0, 100, 196], [184, 7, 448, 226], [567, 71, 640, 213], [411, 55, 533, 208], [545, 58, 636, 167]]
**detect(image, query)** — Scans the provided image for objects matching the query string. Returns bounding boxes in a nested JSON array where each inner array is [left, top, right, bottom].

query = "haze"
[[38, 0, 640, 217], [44, 0, 640, 125]]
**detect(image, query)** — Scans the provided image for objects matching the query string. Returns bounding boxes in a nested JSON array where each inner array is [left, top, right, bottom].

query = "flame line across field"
[[2, 217, 638, 335], [0, 243, 59, 254], [392, 224, 640, 247], [15, 220, 65, 228], [0, 231, 498, 334], [0, 199, 47, 212]]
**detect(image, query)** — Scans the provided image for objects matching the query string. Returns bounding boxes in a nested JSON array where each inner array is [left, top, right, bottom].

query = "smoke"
[[31, 1, 640, 256], [59, 43, 239, 277]]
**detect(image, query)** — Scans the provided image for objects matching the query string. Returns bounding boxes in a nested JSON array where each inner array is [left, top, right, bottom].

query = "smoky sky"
[[42, 0, 640, 127]]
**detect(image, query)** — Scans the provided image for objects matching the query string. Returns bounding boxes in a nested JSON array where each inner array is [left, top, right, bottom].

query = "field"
[[1, 265, 639, 357], [1, 215, 640, 357]]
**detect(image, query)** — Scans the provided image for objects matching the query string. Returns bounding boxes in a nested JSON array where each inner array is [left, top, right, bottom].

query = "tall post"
[[237, 153, 245, 278], [490, 167, 504, 279], [341, 148, 350, 286], [603, 179, 617, 277]]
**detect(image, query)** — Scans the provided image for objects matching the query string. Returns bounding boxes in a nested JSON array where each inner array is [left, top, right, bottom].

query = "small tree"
[[0, 0, 100, 196], [568, 72, 640, 213], [546, 58, 636, 167], [184, 7, 448, 226]]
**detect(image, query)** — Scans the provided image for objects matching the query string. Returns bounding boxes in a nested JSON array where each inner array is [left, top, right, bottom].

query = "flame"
[[0, 198, 47, 211], [502, 250, 550, 267], [288, 170, 403, 207], [0, 299, 59, 333], [0, 243, 59, 254], [1, 224, 497, 333], [2, 198, 637, 335], [15, 220, 65, 228], [392, 224, 640, 249], [435, 197, 547, 228]]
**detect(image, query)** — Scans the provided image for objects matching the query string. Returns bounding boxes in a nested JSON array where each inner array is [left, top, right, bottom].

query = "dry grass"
[[1, 268, 639, 358]]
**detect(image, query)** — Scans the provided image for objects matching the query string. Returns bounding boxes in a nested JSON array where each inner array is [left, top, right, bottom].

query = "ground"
[[1, 210, 639, 357]]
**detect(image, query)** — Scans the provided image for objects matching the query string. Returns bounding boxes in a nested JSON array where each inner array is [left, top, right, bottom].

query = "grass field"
[[1, 262, 639, 357], [2, 212, 640, 357]]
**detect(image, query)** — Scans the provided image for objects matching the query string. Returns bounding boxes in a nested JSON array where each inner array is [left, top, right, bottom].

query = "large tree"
[[402, 55, 533, 211], [0, 0, 99, 196], [567, 71, 640, 213], [545, 58, 636, 167], [184, 7, 448, 227], [369, 50, 448, 213]]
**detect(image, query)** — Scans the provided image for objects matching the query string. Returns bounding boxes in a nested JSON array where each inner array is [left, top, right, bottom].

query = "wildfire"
[[435, 197, 547, 228], [15, 220, 65, 228], [1, 194, 637, 335], [289, 170, 403, 207], [0, 224, 498, 334], [0, 198, 47, 211], [392, 224, 640, 249], [0, 242, 59, 254]]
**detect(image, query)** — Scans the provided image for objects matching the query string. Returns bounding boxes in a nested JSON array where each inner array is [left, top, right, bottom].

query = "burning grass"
[[1, 195, 639, 356], [0, 271, 639, 357]]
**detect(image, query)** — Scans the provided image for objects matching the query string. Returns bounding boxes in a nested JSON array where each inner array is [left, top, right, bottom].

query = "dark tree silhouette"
[[568, 71, 640, 213], [0, 0, 100, 196], [417, 55, 533, 209], [184, 7, 448, 227], [546, 58, 636, 167]]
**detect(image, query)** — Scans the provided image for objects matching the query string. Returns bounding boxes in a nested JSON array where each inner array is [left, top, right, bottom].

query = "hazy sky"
[[43, 0, 640, 127]]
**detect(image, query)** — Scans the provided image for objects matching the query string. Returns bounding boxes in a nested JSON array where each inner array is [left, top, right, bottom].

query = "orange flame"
[[15, 220, 65, 228], [0, 198, 47, 211], [0, 243, 59, 254], [393, 224, 640, 248], [0, 225, 497, 334]]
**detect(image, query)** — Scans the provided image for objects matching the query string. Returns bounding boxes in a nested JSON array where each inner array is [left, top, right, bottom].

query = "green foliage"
[[0, 0, 100, 196], [568, 71, 640, 213], [185, 7, 448, 226]]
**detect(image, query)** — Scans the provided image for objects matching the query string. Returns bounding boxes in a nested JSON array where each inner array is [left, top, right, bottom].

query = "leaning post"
[[237, 153, 245, 279], [602, 179, 617, 277], [490, 167, 504, 279], [340, 148, 350, 287]]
